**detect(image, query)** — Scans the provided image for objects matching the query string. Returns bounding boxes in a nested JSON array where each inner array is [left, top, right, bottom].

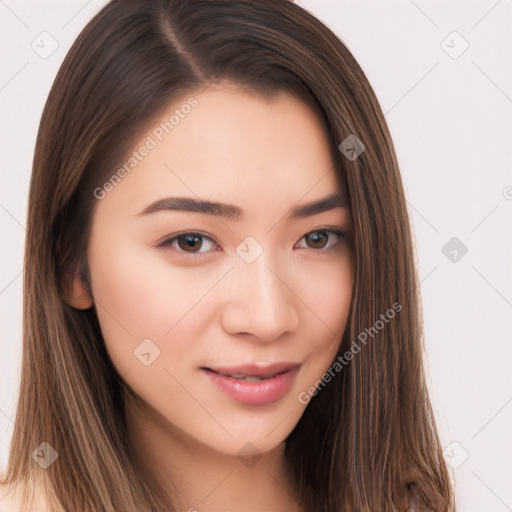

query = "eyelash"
[[156, 228, 346, 258]]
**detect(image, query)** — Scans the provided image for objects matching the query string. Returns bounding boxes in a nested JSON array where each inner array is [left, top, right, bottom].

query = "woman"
[[0, 0, 455, 510]]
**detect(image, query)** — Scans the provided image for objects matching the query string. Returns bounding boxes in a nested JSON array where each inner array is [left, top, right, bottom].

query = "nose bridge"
[[221, 247, 300, 340]]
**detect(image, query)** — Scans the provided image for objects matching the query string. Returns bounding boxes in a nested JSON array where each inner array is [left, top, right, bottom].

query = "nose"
[[220, 254, 300, 343]]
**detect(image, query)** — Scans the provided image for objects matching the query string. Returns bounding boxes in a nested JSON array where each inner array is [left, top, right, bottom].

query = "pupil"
[[178, 234, 201, 252]]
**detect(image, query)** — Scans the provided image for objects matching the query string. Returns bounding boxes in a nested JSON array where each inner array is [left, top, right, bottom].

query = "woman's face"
[[74, 83, 352, 457]]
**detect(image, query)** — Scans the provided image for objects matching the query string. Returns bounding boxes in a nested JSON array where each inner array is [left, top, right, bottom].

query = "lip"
[[201, 363, 300, 406]]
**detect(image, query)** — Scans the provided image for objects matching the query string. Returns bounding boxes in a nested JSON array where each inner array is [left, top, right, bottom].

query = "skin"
[[64, 82, 353, 512]]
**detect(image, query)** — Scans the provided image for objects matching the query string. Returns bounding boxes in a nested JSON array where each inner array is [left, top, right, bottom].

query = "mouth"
[[200, 362, 301, 405]]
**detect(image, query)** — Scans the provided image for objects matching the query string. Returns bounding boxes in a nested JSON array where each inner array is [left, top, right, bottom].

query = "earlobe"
[[61, 268, 93, 310]]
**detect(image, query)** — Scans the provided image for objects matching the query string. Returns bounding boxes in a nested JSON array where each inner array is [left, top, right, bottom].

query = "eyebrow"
[[137, 191, 347, 221]]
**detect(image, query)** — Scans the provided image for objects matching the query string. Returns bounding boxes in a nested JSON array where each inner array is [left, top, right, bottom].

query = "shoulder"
[[0, 482, 49, 512], [407, 480, 438, 512], [0, 482, 19, 512]]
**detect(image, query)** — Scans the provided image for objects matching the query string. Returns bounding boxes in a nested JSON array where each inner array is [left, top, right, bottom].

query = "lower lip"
[[201, 367, 299, 406]]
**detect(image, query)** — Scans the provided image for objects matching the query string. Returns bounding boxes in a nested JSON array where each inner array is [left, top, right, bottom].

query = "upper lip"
[[202, 362, 300, 378]]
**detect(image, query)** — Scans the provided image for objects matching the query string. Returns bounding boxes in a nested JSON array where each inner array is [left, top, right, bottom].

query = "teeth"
[[209, 369, 289, 380], [225, 373, 268, 381]]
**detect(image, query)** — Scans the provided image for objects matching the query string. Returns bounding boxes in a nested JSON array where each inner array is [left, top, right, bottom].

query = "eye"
[[157, 231, 219, 255], [295, 229, 345, 251], [157, 228, 346, 257]]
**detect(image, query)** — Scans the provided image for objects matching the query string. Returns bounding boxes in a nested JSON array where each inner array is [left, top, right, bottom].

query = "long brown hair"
[[1, 1, 455, 510]]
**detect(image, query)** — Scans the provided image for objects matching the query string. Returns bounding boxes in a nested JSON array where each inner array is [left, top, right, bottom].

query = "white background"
[[1, 1, 511, 510]]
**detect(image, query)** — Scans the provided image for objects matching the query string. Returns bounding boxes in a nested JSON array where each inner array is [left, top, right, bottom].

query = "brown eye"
[[305, 231, 329, 249], [158, 232, 218, 256], [177, 234, 203, 252], [297, 229, 345, 251]]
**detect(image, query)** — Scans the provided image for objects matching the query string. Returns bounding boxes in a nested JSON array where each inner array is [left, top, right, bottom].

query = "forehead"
[[97, 84, 343, 217]]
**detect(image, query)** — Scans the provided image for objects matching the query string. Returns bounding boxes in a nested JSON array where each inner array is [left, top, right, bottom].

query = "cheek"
[[87, 244, 222, 428], [295, 258, 352, 341], [87, 242, 218, 376], [293, 259, 352, 386]]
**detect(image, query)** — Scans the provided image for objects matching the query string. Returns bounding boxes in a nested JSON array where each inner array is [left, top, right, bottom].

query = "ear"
[[61, 266, 93, 310]]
